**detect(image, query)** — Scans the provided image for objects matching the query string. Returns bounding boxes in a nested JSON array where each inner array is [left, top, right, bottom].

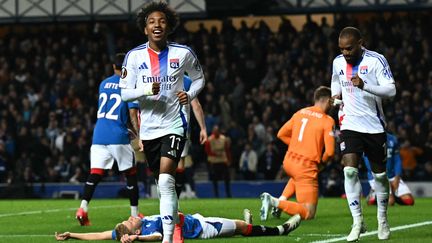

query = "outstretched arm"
[[55, 231, 112, 241], [120, 233, 162, 242]]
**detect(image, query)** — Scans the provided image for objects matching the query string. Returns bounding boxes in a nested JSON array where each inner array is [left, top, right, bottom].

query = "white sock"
[[373, 172, 389, 220], [80, 200, 89, 212], [279, 195, 287, 201], [159, 173, 178, 243], [277, 225, 285, 235], [344, 167, 362, 223], [270, 195, 279, 207], [131, 206, 138, 217], [368, 179, 376, 191]]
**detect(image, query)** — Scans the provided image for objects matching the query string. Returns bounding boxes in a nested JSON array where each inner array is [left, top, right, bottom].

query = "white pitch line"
[[0, 203, 153, 218], [0, 235, 52, 237], [310, 221, 432, 243]]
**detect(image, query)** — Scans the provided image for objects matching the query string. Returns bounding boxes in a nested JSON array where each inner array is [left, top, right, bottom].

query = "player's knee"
[[125, 167, 137, 176], [343, 166, 358, 179], [158, 174, 175, 194], [401, 196, 414, 206], [87, 171, 103, 184], [373, 172, 387, 183]]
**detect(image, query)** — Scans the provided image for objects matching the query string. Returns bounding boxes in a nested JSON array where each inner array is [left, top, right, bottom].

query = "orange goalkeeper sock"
[[278, 200, 308, 219]]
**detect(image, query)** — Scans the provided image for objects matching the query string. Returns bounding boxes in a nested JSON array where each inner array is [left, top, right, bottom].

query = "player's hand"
[[351, 73, 364, 89], [152, 82, 160, 95], [55, 232, 70, 241], [121, 234, 138, 243], [139, 140, 144, 152], [330, 95, 342, 106], [177, 91, 189, 105], [199, 129, 208, 144]]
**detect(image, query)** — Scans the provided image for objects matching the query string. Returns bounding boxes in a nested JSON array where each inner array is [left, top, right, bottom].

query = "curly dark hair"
[[136, 1, 179, 34]]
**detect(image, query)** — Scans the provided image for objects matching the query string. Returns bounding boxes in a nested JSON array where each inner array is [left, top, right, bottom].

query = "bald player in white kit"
[[331, 26, 396, 242]]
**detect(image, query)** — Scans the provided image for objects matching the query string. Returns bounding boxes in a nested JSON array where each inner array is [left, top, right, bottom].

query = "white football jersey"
[[331, 48, 395, 134], [119, 42, 205, 140]]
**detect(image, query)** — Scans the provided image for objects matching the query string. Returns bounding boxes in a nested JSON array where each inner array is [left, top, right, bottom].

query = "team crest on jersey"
[[360, 66, 368, 74], [170, 58, 179, 69], [121, 67, 127, 79]]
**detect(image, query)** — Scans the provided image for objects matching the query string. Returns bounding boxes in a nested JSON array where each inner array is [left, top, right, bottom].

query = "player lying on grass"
[[55, 211, 301, 242]]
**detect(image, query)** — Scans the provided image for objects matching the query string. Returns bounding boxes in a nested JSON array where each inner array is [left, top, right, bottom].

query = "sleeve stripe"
[[168, 43, 198, 60]]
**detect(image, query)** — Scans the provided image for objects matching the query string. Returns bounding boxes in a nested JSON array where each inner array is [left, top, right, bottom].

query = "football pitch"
[[1, 198, 431, 242]]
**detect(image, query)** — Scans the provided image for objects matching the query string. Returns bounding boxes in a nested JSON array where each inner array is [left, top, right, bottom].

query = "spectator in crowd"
[[259, 142, 281, 180], [205, 125, 232, 197], [238, 142, 258, 180]]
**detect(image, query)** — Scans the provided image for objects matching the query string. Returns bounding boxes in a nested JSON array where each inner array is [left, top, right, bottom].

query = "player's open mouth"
[[153, 29, 163, 37]]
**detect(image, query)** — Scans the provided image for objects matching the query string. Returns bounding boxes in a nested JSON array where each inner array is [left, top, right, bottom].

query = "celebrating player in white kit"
[[75, 53, 152, 226], [331, 27, 396, 241], [119, 2, 205, 243]]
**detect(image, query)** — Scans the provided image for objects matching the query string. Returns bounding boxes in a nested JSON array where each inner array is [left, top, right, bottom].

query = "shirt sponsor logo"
[[169, 58, 179, 69]]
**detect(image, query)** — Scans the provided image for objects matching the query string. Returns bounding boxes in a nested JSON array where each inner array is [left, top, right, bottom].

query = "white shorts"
[[193, 213, 236, 239], [389, 177, 412, 197], [181, 139, 191, 158], [90, 144, 135, 171]]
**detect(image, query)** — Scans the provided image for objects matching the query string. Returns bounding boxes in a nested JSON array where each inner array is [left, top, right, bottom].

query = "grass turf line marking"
[[0, 235, 53, 237], [310, 221, 432, 243], [0, 202, 152, 218]]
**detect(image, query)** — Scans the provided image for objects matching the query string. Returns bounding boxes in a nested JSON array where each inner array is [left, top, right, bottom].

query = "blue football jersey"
[[111, 214, 202, 240], [364, 133, 402, 180], [92, 74, 138, 145]]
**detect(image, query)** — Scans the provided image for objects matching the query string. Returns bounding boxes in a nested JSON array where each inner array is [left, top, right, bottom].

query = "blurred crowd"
[[0, 12, 431, 197]]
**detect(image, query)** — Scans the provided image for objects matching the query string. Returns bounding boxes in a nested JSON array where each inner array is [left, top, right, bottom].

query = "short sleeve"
[[128, 100, 139, 109], [111, 230, 116, 240]]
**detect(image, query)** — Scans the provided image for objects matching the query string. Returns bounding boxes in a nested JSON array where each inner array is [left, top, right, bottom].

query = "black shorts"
[[340, 130, 387, 164], [142, 134, 186, 172]]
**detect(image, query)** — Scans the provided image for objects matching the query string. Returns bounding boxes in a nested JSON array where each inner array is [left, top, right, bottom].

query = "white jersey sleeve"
[[331, 57, 342, 96], [119, 47, 153, 101], [183, 51, 205, 101], [362, 54, 396, 98]]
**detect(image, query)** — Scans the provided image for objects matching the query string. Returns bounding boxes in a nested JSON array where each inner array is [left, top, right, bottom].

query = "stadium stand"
[[0, 11, 431, 198]]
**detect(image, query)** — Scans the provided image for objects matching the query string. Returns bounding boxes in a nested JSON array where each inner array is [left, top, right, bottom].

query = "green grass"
[[0, 198, 431, 242]]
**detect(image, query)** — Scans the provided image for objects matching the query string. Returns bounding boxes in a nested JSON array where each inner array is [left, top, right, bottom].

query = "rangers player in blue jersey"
[[75, 53, 159, 226], [364, 132, 415, 206], [55, 211, 301, 242]]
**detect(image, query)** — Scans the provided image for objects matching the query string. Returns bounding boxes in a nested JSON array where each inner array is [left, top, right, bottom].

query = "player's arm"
[[181, 50, 205, 104], [128, 102, 140, 136], [191, 98, 207, 144], [360, 56, 396, 98], [321, 119, 336, 163], [277, 117, 294, 145], [330, 61, 342, 99], [120, 52, 159, 101], [225, 137, 232, 165], [55, 231, 112, 241], [121, 232, 162, 242]]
